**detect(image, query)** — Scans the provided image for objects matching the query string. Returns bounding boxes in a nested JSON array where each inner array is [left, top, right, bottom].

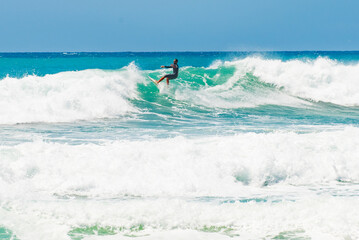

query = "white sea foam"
[[0, 63, 143, 124], [225, 56, 359, 106], [1, 192, 359, 240], [1, 128, 359, 199]]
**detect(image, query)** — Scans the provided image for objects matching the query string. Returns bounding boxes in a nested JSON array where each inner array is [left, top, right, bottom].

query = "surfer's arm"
[[161, 65, 173, 68]]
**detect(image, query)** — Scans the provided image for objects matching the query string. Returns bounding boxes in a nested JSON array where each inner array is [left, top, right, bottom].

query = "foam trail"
[[0, 63, 142, 124]]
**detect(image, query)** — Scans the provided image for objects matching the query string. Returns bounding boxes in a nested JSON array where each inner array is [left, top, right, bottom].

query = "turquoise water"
[[1, 52, 359, 144], [1, 52, 359, 239]]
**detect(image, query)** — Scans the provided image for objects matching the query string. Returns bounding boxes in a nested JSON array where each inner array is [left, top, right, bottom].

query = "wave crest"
[[226, 57, 359, 106], [0, 63, 143, 124]]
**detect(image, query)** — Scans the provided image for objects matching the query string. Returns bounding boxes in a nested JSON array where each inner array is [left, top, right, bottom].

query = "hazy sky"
[[0, 0, 358, 51]]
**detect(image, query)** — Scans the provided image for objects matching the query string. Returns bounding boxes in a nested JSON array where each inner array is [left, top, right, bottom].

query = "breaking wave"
[[1, 57, 359, 124]]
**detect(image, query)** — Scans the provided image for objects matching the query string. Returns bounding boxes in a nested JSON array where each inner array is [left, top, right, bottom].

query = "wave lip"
[[0, 63, 143, 124]]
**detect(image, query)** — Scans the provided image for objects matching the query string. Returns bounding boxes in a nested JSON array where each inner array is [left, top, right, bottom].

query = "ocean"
[[1, 52, 359, 240]]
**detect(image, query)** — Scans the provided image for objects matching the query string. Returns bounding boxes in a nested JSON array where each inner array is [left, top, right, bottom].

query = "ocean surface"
[[1, 52, 359, 240]]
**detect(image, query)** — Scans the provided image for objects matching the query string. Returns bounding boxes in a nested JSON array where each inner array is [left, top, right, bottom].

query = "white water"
[[1, 128, 359, 199], [2, 128, 359, 240], [1, 196, 358, 240], [1, 128, 359, 239], [0, 63, 142, 124]]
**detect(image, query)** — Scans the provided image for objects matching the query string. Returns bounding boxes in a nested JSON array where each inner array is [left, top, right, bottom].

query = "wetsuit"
[[164, 63, 179, 80]]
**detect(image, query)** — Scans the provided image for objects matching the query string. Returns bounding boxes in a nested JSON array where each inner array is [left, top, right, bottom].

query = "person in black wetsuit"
[[156, 59, 179, 85]]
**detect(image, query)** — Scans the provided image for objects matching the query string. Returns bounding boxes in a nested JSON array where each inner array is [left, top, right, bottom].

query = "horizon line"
[[0, 50, 359, 53]]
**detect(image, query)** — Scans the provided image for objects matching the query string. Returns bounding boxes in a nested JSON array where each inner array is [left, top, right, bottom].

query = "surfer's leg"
[[156, 76, 166, 84], [161, 74, 175, 85]]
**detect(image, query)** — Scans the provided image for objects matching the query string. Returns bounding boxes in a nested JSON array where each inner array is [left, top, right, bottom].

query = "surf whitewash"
[[1, 52, 359, 240]]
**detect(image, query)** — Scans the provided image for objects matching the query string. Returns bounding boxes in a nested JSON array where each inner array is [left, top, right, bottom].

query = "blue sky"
[[0, 0, 358, 51]]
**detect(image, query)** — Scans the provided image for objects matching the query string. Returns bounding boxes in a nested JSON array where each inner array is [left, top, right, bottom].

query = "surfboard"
[[148, 76, 158, 86]]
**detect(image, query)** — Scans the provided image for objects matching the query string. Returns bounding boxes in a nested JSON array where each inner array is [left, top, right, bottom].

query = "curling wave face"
[[168, 56, 359, 108]]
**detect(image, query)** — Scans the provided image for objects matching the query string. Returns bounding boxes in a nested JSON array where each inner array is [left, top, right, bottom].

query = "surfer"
[[155, 59, 179, 85]]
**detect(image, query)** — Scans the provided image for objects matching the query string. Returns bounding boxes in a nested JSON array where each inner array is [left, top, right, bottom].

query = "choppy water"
[[1, 52, 359, 240]]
